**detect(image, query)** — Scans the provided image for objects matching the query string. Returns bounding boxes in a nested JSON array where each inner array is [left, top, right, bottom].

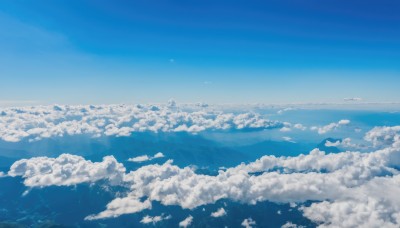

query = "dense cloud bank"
[[0, 104, 281, 142], [7, 126, 400, 227]]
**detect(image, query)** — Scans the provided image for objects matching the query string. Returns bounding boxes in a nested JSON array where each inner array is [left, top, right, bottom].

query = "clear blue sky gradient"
[[0, 0, 399, 104]]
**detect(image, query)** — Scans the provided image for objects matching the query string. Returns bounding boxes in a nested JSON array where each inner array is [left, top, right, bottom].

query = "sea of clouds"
[[0, 104, 283, 143], [5, 123, 400, 227]]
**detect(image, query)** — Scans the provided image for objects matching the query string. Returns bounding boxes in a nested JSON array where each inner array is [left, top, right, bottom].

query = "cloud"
[[311, 119, 350, 134], [128, 152, 165, 163], [211, 207, 227, 218], [68, 145, 399, 221], [302, 175, 400, 228], [8, 154, 125, 187], [344, 97, 362, 102], [0, 104, 281, 142], [128, 155, 151, 163], [85, 198, 152, 220], [179, 215, 193, 228], [293, 124, 306, 131], [281, 222, 305, 228], [140, 214, 171, 225], [9, 127, 400, 227], [282, 136, 296, 143], [277, 107, 296, 114], [365, 126, 400, 148], [324, 140, 341, 147], [325, 138, 360, 149], [241, 218, 256, 228]]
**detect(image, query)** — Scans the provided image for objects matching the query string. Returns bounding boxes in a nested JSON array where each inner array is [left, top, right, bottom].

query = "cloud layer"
[[0, 104, 281, 142], [7, 126, 400, 227]]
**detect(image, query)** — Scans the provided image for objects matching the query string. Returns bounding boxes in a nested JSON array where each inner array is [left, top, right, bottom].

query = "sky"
[[0, 0, 399, 105]]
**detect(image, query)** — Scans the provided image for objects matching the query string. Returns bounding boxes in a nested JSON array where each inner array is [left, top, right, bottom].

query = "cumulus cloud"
[[8, 154, 125, 187], [9, 126, 400, 227], [179, 215, 193, 228], [365, 126, 400, 148], [140, 214, 171, 225], [128, 152, 165, 163], [0, 104, 281, 142], [211, 207, 227, 217], [311, 119, 350, 134], [241, 218, 256, 228]]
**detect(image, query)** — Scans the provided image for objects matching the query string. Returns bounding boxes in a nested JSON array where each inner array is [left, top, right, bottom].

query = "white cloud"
[[0, 104, 281, 142], [211, 207, 227, 217], [179, 215, 193, 228], [8, 154, 125, 187], [128, 152, 165, 163], [325, 138, 360, 149], [281, 222, 304, 228], [280, 127, 292, 132], [365, 126, 400, 148], [311, 119, 350, 134], [277, 107, 295, 114], [9, 126, 400, 227], [283, 136, 295, 143], [293, 124, 306, 131], [324, 140, 341, 147], [128, 155, 151, 163], [140, 214, 171, 225], [85, 197, 152, 220], [241, 218, 256, 228]]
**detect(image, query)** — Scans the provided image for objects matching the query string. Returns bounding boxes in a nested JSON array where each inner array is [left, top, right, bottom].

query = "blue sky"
[[0, 0, 399, 105]]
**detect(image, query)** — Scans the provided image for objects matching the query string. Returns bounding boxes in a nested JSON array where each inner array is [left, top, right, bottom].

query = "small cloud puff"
[[241, 218, 256, 228], [211, 208, 227, 218], [311, 119, 350, 134], [140, 214, 171, 225], [128, 152, 165, 163], [281, 222, 304, 228], [179, 215, 193, 228]]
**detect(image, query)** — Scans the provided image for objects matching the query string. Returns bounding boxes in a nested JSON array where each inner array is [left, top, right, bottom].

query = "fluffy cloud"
[[241, 218, 256, 228], [211, 207, 227, 218], [8, 154, 126, 187], [140, 214, 171, 225], [365, 126, 400, 148], [179, 215, 193, 228], [128, 152, 165, 163], [9, 127, 400, 227], [0, 104, 281, 142], [302, 175, 400, 228], [76, 145, 400, 222], [311, 119, 350, 134]]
